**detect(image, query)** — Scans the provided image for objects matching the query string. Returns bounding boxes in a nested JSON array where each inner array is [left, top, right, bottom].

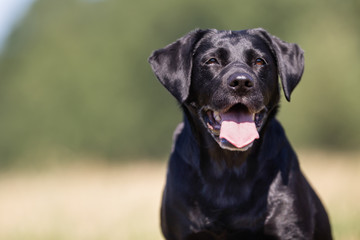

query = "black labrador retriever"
[[148, 28, 332, 240]]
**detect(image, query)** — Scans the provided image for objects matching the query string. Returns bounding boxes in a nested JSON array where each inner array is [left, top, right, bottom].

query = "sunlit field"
[[0, 151, 359, 240]]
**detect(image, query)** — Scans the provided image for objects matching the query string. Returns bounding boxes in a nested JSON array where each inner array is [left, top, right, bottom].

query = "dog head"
[[149, 28, 304, 151]]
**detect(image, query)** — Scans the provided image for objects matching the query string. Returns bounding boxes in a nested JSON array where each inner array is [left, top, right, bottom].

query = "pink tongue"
[[219, 111, 259, 149]]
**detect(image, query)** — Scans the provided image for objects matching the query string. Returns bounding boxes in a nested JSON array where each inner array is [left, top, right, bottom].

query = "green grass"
[[0, 151, 359, 240]]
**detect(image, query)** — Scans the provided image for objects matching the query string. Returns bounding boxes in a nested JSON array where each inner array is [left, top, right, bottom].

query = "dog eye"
[[206, 58, 219, 65], [255, 58, 266, 66]]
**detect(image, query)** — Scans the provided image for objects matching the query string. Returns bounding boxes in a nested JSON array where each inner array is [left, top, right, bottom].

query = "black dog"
[[149, 28, 332, 240]]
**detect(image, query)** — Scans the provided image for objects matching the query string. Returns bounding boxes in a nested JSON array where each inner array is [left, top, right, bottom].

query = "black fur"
[[149, 28, 332, 240]]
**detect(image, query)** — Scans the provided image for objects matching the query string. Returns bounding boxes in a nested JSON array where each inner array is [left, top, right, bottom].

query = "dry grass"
[[299, 151, 360, 240], [0, 151, 359, 240]]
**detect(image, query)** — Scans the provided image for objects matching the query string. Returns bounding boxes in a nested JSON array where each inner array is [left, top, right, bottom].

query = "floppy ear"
[[254, 28, 304, 101], [148, 29, 210, 103]]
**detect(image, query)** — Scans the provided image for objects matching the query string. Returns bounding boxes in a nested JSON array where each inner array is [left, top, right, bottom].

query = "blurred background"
[[0, 0, 359, 239]]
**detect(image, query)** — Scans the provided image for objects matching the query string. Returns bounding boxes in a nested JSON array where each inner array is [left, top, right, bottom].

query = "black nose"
[[227, 73, 254, 91]]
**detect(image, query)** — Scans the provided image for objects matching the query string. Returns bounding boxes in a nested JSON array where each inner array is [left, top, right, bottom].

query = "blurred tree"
[[0, 0, 359, 167]]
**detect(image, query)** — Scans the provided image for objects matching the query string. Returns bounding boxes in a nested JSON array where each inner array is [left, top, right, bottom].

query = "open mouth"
[[201, 103, 267, 151]]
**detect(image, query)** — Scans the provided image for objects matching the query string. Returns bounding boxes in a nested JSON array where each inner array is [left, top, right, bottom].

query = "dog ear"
[[254, 28, 304, 102], [148, 29, 210, 103]]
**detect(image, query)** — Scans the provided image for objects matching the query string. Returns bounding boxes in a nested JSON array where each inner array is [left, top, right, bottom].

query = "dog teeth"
[[213, 111, 222, 123]]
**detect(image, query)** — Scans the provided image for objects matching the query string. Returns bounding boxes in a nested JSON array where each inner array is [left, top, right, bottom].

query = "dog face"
[[149, 28, 304, 151]]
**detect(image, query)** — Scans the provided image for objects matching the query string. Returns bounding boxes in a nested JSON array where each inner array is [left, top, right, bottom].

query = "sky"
[[0, 0, 36, 53]]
